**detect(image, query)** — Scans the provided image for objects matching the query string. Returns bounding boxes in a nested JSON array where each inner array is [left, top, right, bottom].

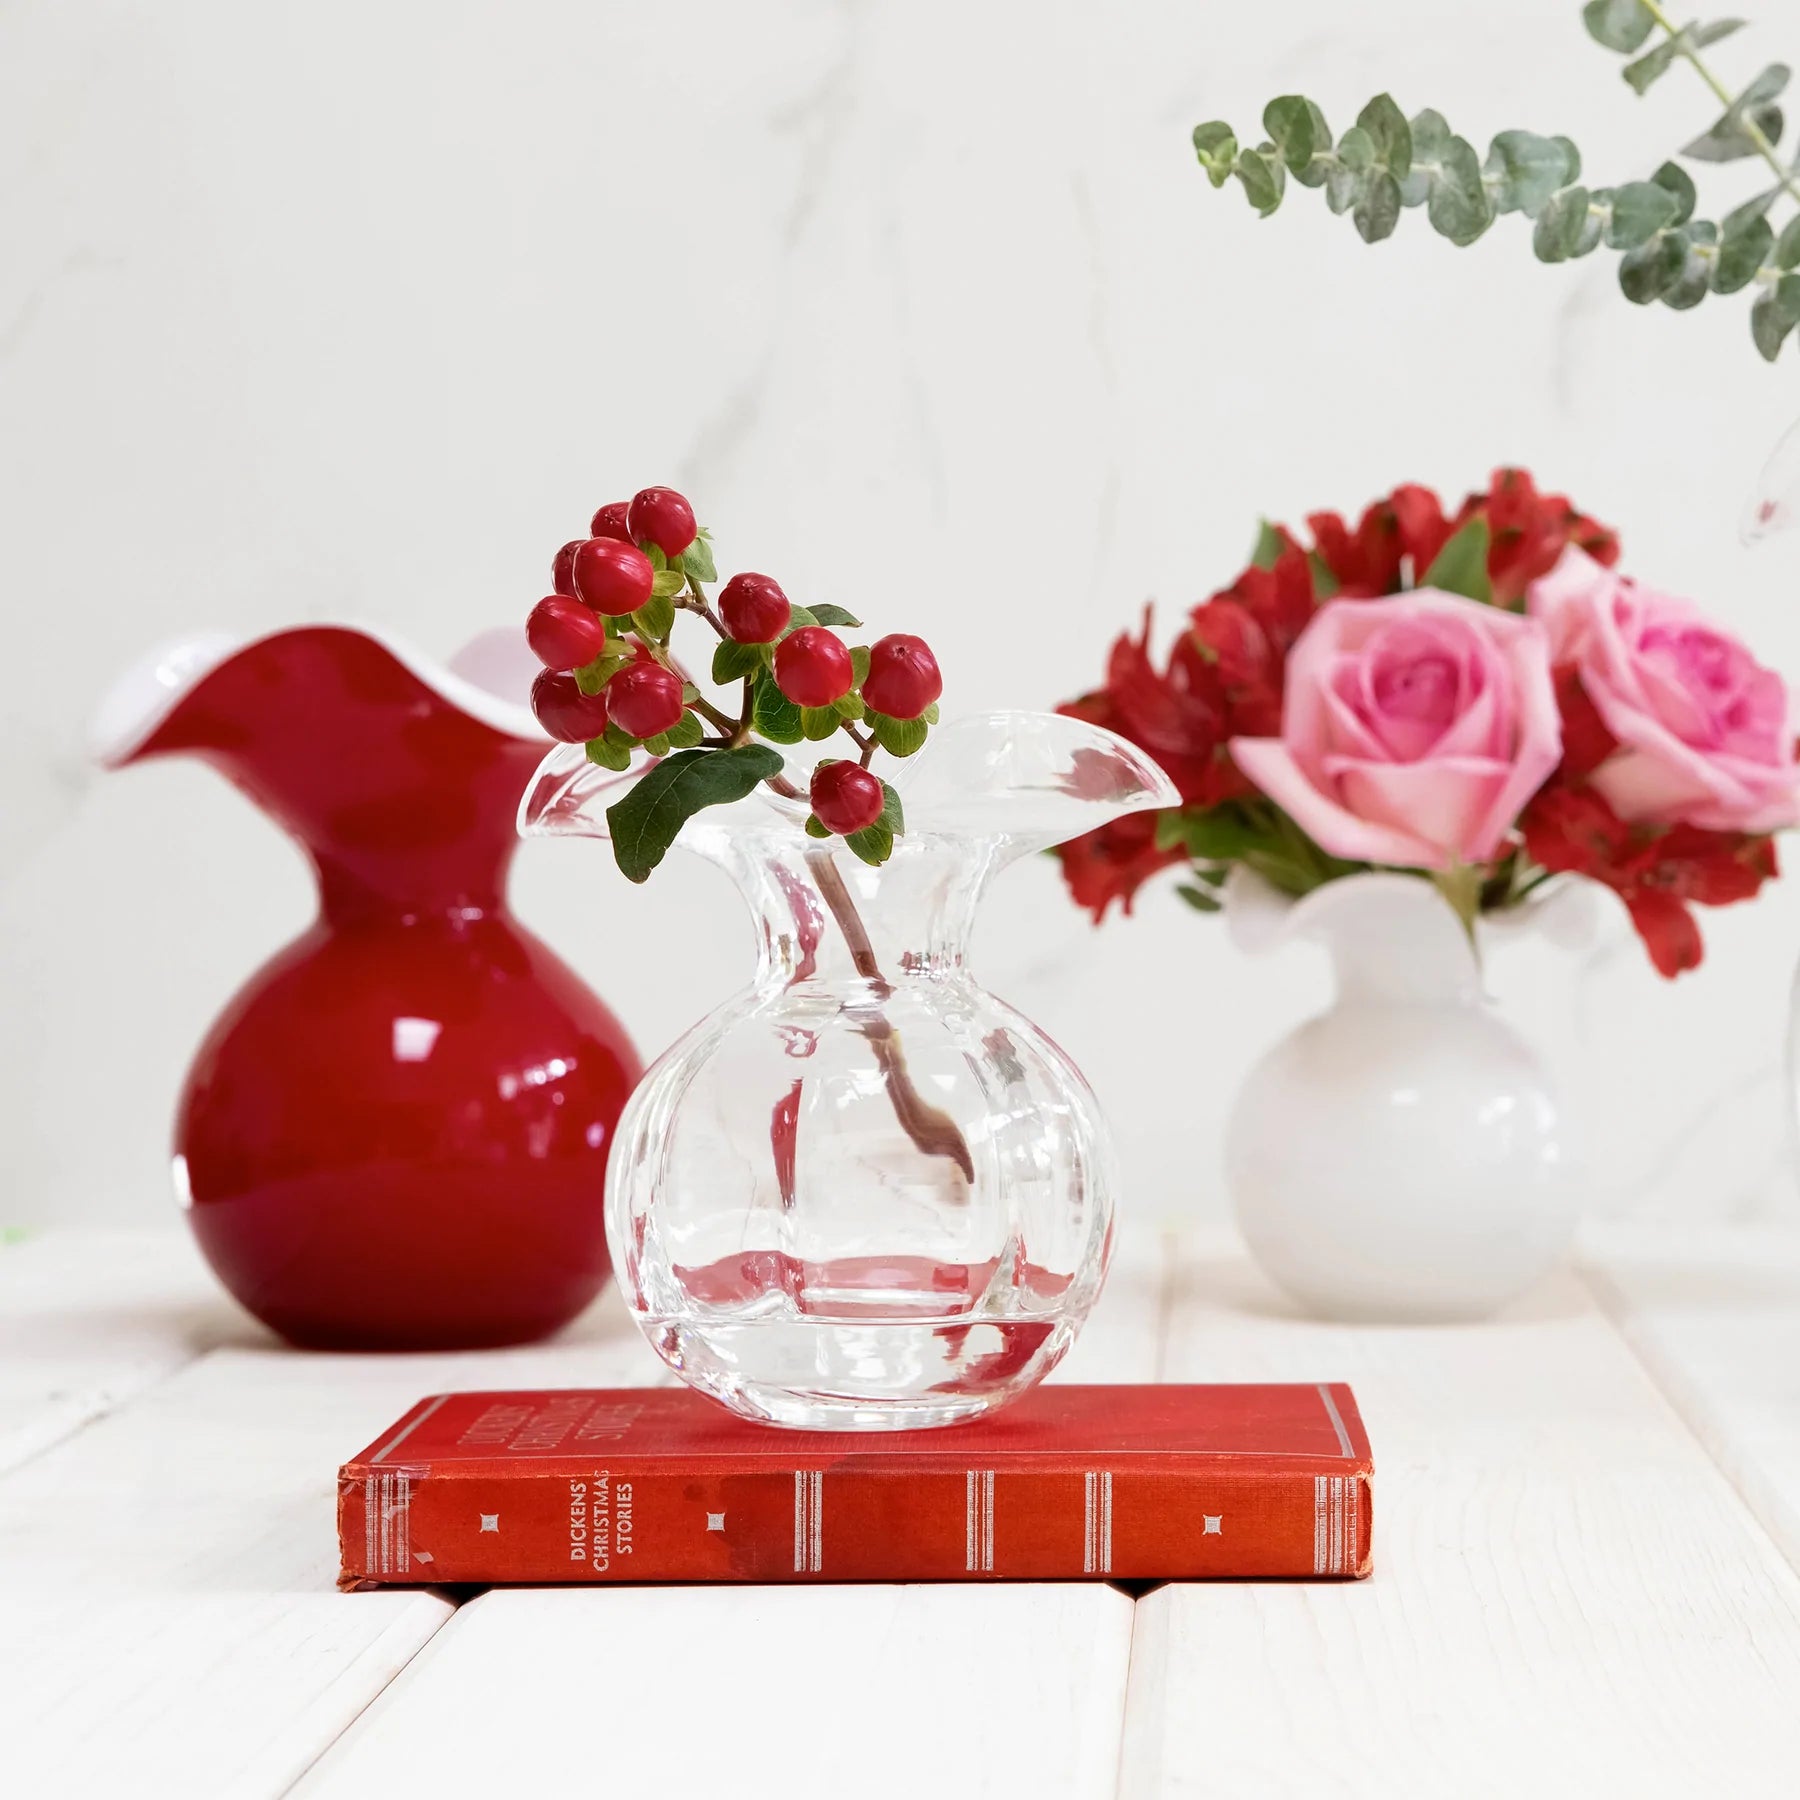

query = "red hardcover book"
[[338, 1383, 1372, 1588]]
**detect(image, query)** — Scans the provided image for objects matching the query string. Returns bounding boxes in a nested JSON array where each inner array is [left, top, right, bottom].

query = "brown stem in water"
[[804, 844, 977, 1184]]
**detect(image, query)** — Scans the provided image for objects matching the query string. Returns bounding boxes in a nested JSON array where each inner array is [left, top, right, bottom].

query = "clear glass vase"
[[522, 713, 1177, 1429]]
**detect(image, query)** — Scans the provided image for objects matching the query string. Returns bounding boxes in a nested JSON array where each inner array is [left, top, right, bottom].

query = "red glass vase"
[[97, 625, 641, 1349]]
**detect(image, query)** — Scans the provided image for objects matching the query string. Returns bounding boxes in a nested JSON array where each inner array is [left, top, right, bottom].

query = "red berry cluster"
[[522, 485, 944, 877]]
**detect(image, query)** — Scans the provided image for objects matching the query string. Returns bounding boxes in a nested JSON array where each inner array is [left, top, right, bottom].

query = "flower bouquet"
[[1056, 468, 1800, 1318], [1058, 469, 1799, 976]]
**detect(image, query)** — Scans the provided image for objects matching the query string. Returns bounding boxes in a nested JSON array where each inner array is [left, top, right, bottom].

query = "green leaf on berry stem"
[[752, 673, 805, 744], [676, 536, 717, 584], [843, 819, 895, 867], [634, 591, 677, 638], [806, 603, 863, 628], [878, 780, 905, 835], [1420, 515, 1493, 604], [712, 638, 766, 684], [804, 812, 832, 839], [866, 709, 930, 757], [781, 603, 818, 634], [832, 690, 864, 720], [575, 650, 632, 695], [605, 743, 785, 883], [664, 710, 705, 750], [922, 701, 940, 725], [800, 705, 841, 742], [849, 645, 871, 686], [585, 736, 632, 772], [649, 569, 686, 601]]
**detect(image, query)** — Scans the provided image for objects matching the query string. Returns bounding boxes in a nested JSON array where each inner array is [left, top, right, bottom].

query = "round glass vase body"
[[523, 713, 1177, 1429]]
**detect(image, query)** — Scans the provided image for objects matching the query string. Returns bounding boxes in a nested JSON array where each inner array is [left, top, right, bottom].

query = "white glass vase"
[[1223, 870, 1582, 1321]]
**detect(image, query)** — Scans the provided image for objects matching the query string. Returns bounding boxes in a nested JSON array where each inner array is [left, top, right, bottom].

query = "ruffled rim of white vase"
[[88, 621, 545, 767], [1222, 864, 1601, 957]]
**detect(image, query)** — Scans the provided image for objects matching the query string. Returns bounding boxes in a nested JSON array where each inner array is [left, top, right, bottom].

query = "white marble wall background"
[[3, 0, 1799, 1228]]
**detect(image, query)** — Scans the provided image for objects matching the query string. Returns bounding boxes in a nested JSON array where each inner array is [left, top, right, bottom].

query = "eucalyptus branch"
[[1191, 0, 1800, 362]]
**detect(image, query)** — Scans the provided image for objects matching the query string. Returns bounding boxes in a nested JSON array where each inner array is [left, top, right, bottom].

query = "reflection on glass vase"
[[523, 713, 1178, 1430]]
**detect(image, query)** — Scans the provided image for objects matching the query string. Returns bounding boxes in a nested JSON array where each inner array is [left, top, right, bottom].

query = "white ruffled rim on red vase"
[[88, 623, 546, 768]]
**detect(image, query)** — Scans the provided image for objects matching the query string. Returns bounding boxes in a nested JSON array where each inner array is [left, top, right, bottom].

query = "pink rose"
[[1230, 590, 1561, 870], [1529, 547, 1800, 834]]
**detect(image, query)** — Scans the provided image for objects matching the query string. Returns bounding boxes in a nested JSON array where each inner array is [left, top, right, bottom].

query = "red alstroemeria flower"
[[1055, 810, 1187, 921], [1520, 780, 1778, 976]]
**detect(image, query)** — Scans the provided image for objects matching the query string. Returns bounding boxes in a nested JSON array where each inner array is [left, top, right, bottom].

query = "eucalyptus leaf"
[[1486, 131, 1574, 217], [1233, 145, 1286, 216], [1263, 96, 1318, 173], [1356, 94, 1412, 178], [1619, 230, 1687, 302], [1714, 214, 1774, 292], [1776, 215, 1800, 269], [1684, 69, 1788, 162], [1651, 160, 1698, 224], [1663, 222, 1717, 308], [1292, 100, 1335, 187], [1420, 515, 1493, 604], [1533, 185, 1592, 262], [1354, 170, 1402, 243], [605, 744, 785, 883], [1624, 20, 1744, 95], [1752, 288, 1797, 359], [1325, 163, 1362, 215], [1606, 180, 1682, 248], [1427, 135, 1493, 245], [1336, 126, 1375, 173], [1192, 121, 1238, 187], [1583, 0, 1656, 52], [1723, 184, 1784, 233]]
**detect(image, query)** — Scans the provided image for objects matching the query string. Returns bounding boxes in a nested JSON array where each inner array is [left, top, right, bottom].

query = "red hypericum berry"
[[551, 540, 583, 596], [860, 633, 943, 720], [605, 662, 686, 740], [811, 761, 885, 835], [571, 536, 655, 615], [627, 486, 698, 557], [527, 594, 610, 671], [531, 669, 611, 743], [590, 502, 632, 541], [773, 626, 853, 707], [718, 571, 792, 644]]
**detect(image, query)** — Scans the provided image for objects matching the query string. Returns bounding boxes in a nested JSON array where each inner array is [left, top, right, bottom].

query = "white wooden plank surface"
[[1117, 1234, 1800, 1800], [0, 1227, 250, 1474], [294, 1218, 1172, 1800], [0, 1236, 670, 1800], [1586, 1223, 1800, 1583]]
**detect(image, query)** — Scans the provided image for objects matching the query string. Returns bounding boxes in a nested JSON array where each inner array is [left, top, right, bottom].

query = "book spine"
[[338, 1460, 1371, 1587]]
